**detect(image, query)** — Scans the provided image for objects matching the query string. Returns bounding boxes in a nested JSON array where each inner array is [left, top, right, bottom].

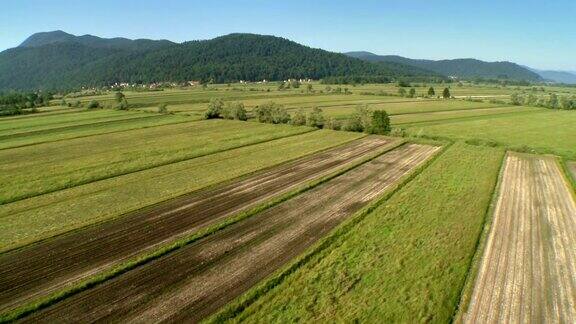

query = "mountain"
[[345, 51, 543, 82], [19, 30, 175, 51], [528, 68, 576, 84], [0, 32, 441, 91]]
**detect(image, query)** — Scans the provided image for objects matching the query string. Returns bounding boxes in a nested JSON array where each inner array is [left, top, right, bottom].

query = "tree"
[[307, 84, 313, 92], [548, 93, 558, 109], [114, 92, 125, 103], [510, 93, 522, 106], [427, 87, 435, 96], [204, 98, 224, 119], [370, 110, 391, 135], [443, 87, 451, 99], [291, 79, 301, 88], [291, 109, 306, 126], [324, 117, 341, 130], [344, 105, 372, 132], [398, 88, 407, 97], [408, 88, 416, 98], [306, 107, 324, 128], [254, 101, 289, 124], [87, 100, 100, 109], [221, 102, 247, 120], [158, 103, 169, 114], [277, 82, 285, 91]]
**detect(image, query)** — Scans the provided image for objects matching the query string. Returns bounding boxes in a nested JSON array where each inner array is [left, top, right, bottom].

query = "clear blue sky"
[[1, 0, 574, 70]]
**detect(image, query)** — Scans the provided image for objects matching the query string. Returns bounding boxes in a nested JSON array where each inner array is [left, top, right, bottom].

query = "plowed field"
[[464, 153, 576, 323]]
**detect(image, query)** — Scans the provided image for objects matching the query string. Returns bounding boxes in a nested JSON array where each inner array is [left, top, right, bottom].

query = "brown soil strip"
[[464, 153, 576, 323], [0, 136, 398, 314], [21, 143, 439, 323]]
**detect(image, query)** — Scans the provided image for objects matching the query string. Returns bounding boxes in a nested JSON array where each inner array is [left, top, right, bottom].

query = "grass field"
[[211, 142, 504, 323], [406, 109, 576, 159], [0, 130, 361, 252], [2, 81, 575, 321], [0, 120, 313, 204]]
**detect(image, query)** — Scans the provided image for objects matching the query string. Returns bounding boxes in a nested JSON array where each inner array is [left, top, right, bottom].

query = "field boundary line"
[[0, 125, 316, 206], [206, 141, 450, 323], [557, 157, 576, 200], [451, 149, 507, 323], [0, 114, 193, 151], [0, 137, 404, 323]]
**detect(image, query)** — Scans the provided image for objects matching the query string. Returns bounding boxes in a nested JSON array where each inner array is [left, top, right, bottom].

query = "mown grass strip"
[[0, 113, 160, 140], [0, 121, 314, 205], [0, 138, 406, 323], [452, 149, 507, 323], [206, 140, 448, 323], [0, 113, 194, 151]]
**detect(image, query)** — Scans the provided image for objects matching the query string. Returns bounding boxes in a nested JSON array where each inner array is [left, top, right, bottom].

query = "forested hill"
[[346, 51, 543, 81], [0, 32, 442, 91]]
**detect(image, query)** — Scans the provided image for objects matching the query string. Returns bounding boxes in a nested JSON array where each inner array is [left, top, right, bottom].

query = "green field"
[[0, 130, 361, 252], [406, 109, 576, 159], [212, 142, 504, 322], [0, 110, 198, 150], [0, 119, 313, 204], [2, 81, 575, 321]]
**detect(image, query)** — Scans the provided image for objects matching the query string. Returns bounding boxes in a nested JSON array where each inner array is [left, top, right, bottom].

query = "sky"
[[1, 0, 575, 71]]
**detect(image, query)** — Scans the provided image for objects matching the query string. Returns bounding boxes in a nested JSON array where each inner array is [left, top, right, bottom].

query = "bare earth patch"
[[464, 153, 576, 323], [21, 144, 439, 323]]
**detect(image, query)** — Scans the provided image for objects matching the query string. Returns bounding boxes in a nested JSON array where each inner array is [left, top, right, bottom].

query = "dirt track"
[[22, 143, 439, 323], [0, 136, 398, 314], [464, 153, 576, 323]]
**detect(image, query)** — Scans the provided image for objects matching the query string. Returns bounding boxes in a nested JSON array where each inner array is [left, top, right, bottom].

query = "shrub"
[[290, 109, 306, 126], [204, 98, 224, 119], [370, 110, 391, 135], [87, 100, 100, 109], [306, 107, 324, 128], [254, 101, 290, 124], [222, 102, 248, 121], [324, 117, 341, 130], [158, 103, 169, 114]]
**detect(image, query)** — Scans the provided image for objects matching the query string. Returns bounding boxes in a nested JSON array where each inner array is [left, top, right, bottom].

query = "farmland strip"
[[0, 136, 398, 315], [21, 143, 439, 323], [464, 153, 576, 323]]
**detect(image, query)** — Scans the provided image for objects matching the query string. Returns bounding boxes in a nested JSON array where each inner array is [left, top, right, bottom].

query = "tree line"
[[510, 92, 576, 110], [0, 92, 53, 116], [203, 99, 391, 134]]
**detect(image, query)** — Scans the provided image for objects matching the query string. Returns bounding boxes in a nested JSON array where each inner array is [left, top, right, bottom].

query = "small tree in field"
[[428, 87, 435, 96], [398, 88, 407, 97], [291, 109, 306, 126], [408, 88, 416, 98], [307, 84, 313, 92], [443, 87, 451, 99], [87, 100, 100, 109], [158, 103, 169, 114], [204, 98, 224, 119], [306, 107, 324, 128], [324, 117, 341, 130], [370, 110, 391, 135]]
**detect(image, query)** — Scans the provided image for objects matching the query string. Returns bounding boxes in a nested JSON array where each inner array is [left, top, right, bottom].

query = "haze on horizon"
[[1, 0, 575, 71]]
